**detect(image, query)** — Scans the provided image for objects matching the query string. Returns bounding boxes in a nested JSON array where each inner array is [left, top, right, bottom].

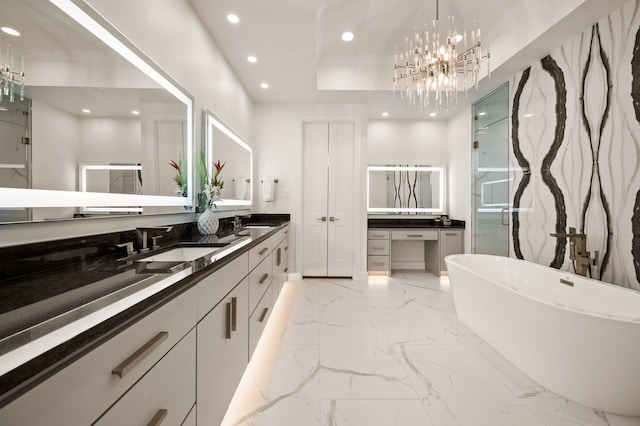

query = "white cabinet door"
[[302, 123, 329, 275], [196, 279, 248, 425], [302, 122, 353, 277], [327, 123, 354, 276], [94, 330, 196, 426]]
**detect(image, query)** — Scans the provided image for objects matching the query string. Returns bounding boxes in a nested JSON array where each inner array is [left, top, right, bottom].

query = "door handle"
[[501, 208, 509, 226], [317, 216, 327, 222], [329, 216, 339, 221]]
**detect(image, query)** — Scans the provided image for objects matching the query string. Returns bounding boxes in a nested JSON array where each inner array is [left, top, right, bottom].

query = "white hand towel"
[[235, 179, 247, 200], [263, 180, 275, 202]]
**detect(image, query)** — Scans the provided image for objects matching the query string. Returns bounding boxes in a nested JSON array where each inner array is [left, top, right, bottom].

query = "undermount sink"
[[137, 246, 220, 262], [243, 225, 274, 229]]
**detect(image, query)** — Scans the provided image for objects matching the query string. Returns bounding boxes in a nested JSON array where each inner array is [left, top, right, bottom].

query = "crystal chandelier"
[[0, 42, 25, 103], [393, 0, 490, 113]]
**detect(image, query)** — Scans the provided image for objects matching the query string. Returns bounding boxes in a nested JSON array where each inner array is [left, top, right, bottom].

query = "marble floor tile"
[[321, 399, 434, 426], [224, 272, 640, 426]]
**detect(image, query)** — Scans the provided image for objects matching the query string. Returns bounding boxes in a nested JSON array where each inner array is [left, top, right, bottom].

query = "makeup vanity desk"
[[367, 217, 465, 276]]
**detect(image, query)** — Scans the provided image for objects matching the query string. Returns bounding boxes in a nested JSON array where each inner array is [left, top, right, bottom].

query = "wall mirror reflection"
[[0, 0, 193, 223], [367, 165, 445, 214], [203, 110, 252, 211]]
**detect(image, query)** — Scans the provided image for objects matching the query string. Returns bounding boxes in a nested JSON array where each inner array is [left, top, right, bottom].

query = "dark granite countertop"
[[368, 217, 465, 229], [0, 213, 290, 407]]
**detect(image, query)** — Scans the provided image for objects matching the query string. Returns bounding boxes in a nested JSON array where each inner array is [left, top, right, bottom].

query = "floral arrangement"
[[169, 153, 187, 197], [197, 153, 225, 208]]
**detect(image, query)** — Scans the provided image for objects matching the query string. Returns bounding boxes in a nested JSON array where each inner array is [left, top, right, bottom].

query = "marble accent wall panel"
[[510, 0, 640, 289]]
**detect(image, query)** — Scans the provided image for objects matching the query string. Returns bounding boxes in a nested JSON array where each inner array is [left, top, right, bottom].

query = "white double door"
[[302, 122, 354, 277]]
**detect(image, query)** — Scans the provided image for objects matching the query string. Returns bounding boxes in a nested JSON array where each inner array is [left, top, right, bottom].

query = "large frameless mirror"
[[0, 0, 193, 223], [201, 109, 252, 211], [367, 165, 446, 214]]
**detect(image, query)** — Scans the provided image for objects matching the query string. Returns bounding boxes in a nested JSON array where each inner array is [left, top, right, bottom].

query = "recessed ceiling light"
[[247, 55, 257, 63], [1, 27, 20, 37], [524, 113, 533, 118], [260, 82, 269, 89], [341, 31, 354, 42], [82, 109, 91, 114], [131, 110, 140, 115], [226, 14, 239, 24], [478, 112, 487, 116], [382, 112, 389, 117], [429, 112, 437, 117]]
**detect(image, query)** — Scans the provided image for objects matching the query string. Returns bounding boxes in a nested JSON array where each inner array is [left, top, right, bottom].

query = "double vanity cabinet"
[[0, 221, 290, 426], [367, 218, 464, 276]]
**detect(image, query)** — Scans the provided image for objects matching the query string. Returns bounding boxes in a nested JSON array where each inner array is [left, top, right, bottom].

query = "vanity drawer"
[[94, 329, 196, 425], [0, 287, 197, 426], [391, 229, 438, 241], [249, 287, 273, 359], [367, 229, 390, 240], [367, 239, 390, 255], [367, 256, 389, 271], [249, 239, 275, 272], [248, 253, 273, 315], [196, 252, 249, 321]]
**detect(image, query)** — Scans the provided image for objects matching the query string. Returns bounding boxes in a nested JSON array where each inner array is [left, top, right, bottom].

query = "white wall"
[[447, 106, 473, 253], [253, 103, 367, 278], [368, 120, 448, 166]]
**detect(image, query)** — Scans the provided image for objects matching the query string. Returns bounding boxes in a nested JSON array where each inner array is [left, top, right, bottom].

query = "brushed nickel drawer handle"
[[259, 273, 269, 284], [372, 262, 386, 266], [444, 232, 457, 236], [560, 278, 574, 287], [259, 247, 268, 256], [231, 297, 237, 332], [407, 234, 423, 238], [372, 245, 385, 250], [147, 409, 168, 426], [225, 302, 232, 339], [259, 307, 269, 322], [112, 331, 168, 378], [284, 267, 288, 272], [372, 233, 386, 237], [284, 246, 289, 251]]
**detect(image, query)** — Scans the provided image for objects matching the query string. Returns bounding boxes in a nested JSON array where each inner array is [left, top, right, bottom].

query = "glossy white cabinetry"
[[249, 285, 273, 359], [0, 286, 197, 426], [0, 223, 291, 426], [367, 229, 390, 274], [368, 226, 464, 276], [439, 229, 464, 274], [248, 253, 273, 316], [197, 278, 249, 425], [94, 329, 196, 425]]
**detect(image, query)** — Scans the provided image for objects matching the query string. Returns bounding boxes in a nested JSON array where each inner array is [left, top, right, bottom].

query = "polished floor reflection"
[[223, 272, 640, 426]]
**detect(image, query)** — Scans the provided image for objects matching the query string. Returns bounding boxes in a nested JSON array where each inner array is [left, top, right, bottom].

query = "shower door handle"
[[501, 208, 509, 226]]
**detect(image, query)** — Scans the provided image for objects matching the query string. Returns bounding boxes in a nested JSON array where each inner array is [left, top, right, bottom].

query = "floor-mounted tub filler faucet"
[[549, 227, 600, 279]]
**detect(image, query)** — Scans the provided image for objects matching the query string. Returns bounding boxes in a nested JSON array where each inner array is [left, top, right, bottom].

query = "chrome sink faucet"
[[549, 227, 599, 278], [136, 226, 173, 251]]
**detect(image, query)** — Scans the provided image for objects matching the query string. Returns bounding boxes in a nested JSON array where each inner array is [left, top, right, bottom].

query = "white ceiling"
[[188, 0, 628, 120]]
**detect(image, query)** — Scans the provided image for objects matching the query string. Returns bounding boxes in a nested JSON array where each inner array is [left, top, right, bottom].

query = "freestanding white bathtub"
[[445, 254, 640, 416]]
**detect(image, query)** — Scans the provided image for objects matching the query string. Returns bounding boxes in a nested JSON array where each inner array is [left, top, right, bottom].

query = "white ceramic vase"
[[197, 208, 219, 235]]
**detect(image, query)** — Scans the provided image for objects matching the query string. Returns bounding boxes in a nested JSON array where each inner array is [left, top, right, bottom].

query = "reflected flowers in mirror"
[[169, 153, 187, 197]]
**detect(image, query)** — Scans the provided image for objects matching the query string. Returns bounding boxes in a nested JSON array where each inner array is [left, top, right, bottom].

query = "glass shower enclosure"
[[472, 84, 509, 256]]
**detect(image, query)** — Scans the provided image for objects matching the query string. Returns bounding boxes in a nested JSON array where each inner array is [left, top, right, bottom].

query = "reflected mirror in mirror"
[[367, 165, 445, 214], [0, 0, 193, 223], [203, 110, 252, 210]]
